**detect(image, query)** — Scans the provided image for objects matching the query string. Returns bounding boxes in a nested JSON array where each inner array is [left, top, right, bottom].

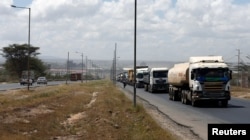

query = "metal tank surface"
[[167, 62, 189, 87]]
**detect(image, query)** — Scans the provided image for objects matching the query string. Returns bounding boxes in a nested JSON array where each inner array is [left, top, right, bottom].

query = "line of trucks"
[[117, 55, 232, 107]]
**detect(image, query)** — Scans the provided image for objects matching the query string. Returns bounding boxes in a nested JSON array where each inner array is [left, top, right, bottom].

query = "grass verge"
[[231, 86, 250, 99], [0, 80, 178, 140]]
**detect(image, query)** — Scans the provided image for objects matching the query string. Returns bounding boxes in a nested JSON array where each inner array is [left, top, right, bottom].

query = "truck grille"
[[156, 80, 166, 84], [203, 82, 224, 91]]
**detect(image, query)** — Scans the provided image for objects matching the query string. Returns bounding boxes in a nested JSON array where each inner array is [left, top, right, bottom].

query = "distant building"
[[49, 69, 85, 76]]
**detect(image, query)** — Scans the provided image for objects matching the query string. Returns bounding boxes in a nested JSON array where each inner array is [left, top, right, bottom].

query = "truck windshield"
[[195, 68, 229, 82], [136, 73, 144, 78], [153, 71, 168, 78]]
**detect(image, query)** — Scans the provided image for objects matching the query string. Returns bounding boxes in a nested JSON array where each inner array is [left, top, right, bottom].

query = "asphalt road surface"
[[118, 82, 250, 140], [0, 80, 77, 91]]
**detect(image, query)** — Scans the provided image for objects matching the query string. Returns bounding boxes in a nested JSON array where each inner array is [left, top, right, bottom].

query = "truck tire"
[[144, 85, 148, 91], [184, 95, 189, 104], [181, 93, 187, 104], [183, 91, 190, 105], [169, 87, 174, 100], [173, 92, 177, 101], [169, 95, 172, 100], [221, 100, 228, 107], [149, 85, 154, 93], [181, 93, 184, 104], [172, 90, 179, 101], [191, 100, 196, 106], [191, 99, 199, 107], [169, 93, 172, 100]]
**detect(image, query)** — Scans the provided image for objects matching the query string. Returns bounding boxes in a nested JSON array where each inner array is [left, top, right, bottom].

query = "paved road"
[[0, 80, 78, 91], [118, 83, 250, 140]]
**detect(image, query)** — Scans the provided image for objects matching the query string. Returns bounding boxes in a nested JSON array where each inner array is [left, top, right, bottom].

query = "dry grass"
[[231, 86, 250, 99], [0, 80, 178, 140]]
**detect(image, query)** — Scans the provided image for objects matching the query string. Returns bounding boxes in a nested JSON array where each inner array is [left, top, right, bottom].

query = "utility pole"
[[114, 43, 117, 85], [66, 52, 69, 84], [11, 5, 31, 90], [76, 52, 84, 83], [237, 49, 240, 87], [86, 56, 88, 82], [81, 53, 83, 83], [133, 0, 137, 107]]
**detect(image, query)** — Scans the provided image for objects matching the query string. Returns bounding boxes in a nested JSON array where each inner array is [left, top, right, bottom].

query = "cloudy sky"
[[1, 0, 250, 63]]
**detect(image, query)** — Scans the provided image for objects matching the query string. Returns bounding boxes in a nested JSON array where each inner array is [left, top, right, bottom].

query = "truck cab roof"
[[150, 67, 168, 71]]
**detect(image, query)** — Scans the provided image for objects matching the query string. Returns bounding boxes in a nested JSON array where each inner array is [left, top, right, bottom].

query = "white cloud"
[[1, 0, 250, 63]]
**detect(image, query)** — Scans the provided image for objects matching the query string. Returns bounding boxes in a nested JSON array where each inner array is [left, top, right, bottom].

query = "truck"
[[168, 56, 232, 107], [127, 69, 134, 85], [127, 66, 149, 86], [121, 71, 128, 83], [143, 67, 169, 93], [135, 66, 149, 88], [70, 73, 82, 81], [20, 70, 35, 85]]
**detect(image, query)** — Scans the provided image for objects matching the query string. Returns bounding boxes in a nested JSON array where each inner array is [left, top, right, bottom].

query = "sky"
[[1, 0, 250, 63]]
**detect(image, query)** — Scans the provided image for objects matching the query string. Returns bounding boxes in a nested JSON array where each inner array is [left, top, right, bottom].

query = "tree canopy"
[[1, 44, 47, 79]]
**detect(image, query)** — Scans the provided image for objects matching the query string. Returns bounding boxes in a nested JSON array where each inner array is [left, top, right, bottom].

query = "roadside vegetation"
[[1, 44, 48, 80], [231, 86, 250, 99], [0, 80, 179, 140]]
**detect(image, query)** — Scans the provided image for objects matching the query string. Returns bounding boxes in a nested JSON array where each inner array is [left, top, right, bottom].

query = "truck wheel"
[[166, 89, 169, 93], [169, 94, 172, 100], [181, 94, 184, 104], [173, 93, 177, 101], [168, 88, 172, 100], [184, 95, 189, 105], [184, 96, 190, 104], [144, 85, 148, 91], [149, 85, 153, 93], [191, 100, 195, 106], [182, 94, 188, 104], [173, 90, 179, 101], [221, 100, 228, 107], [191, 100, 198, 107]]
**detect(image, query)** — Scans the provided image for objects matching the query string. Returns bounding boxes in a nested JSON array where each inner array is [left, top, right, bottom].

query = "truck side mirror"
[[229, 70, 232, 80]]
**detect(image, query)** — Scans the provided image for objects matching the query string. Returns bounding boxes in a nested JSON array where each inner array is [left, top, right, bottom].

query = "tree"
[[0, 44, 47, 79]]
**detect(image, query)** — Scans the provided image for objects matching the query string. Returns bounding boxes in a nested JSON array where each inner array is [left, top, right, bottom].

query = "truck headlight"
[[195, 85, 199, 90]]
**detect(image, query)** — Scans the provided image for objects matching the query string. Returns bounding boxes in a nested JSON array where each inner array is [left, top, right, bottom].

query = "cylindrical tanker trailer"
[[168, 56, 232, 107], [168, 63, 189, 87]]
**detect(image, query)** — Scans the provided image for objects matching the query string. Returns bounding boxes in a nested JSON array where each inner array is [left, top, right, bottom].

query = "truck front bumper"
[[192, 91, 231, 101], [136, 81, 144, 88], [152, 84, 169, 91]]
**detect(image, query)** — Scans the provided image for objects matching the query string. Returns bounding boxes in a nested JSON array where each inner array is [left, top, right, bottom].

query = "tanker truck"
[[143, 67, 169, 93], [135, 66, 149, 88], [168, 56, 232, 107], [127, 69, 134, 85]]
